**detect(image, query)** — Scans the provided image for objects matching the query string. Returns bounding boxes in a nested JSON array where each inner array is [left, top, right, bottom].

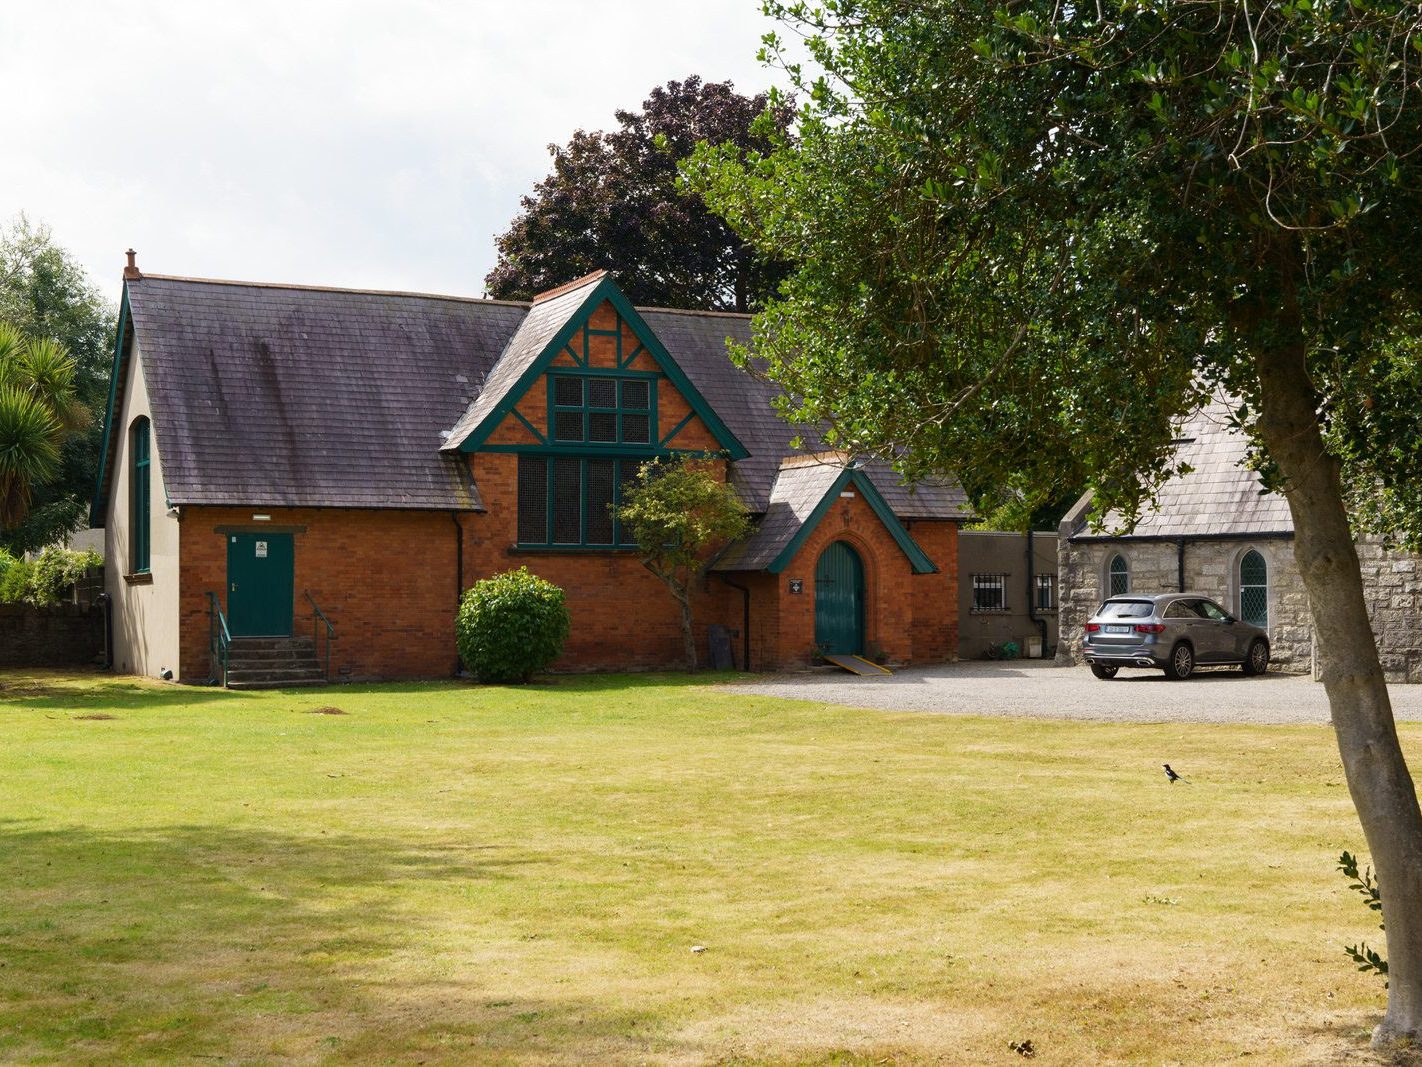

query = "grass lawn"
[[0, 669, 1407, 1064]]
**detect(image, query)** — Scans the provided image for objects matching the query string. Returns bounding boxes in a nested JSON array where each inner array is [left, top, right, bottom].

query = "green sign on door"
[[227, 533, 294, 637], [814, 541, 864, 655]]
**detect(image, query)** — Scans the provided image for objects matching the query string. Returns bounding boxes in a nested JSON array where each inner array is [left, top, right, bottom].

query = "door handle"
[[231, 582, 237, 591]]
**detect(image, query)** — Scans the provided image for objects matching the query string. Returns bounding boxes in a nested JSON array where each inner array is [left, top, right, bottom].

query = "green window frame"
[[549, 372, 656, 447], [516, 454, 648, 548], [130, 416, 151, 573]]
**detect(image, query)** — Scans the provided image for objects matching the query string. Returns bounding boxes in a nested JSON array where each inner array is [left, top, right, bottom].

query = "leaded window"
[[972, 573, 1007, 612], [130, 417, 151, 573], [550, 373, 654, 446], [517, 454, 643, 547], [1240, 549, 1268, 628], [1108, 553, 1129, 596]]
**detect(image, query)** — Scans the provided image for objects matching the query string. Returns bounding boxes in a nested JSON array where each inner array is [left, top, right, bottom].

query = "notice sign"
[[255, 541, 268, 558], [788, 578, 804, 595]]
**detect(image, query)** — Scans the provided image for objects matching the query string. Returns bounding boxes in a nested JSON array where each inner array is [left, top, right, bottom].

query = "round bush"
[[456, 567, 570, 683]]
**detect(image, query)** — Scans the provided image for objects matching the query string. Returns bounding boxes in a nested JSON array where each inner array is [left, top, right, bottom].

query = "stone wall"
[[1055, 536, 1311, 671], [1057, 533, 1422, 682], [0, 603, 105, 668], [1358, 537, 1422, 683]]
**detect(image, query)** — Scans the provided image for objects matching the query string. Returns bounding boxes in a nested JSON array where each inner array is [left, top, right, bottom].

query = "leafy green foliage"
[[456, 567, 570, 684], [0, 324, 90, 529], [0, 217, 114, 552], [485, 77, 792, 313], [0, 545, 99, 606], [1339, 850, 1389, 985], [687, 0, 1422, 539], [616, 457, 751, 670]]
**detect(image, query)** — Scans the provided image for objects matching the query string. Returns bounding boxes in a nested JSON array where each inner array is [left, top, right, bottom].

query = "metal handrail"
[[305, 591, 334, 681], [207, 591, 231, 687]]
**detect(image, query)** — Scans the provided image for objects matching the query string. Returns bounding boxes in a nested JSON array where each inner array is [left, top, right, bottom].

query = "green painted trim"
[[563, 343, 584, 367], [511, 408, 547, 445], [766, 470, 938, 575], [586, 328, 621, 336], [89, 285, 132, 526], [659, 411, 696, 448], [620, 342, 645, 370], [455, 276, 748, 459], [481, 443, 693, 457]]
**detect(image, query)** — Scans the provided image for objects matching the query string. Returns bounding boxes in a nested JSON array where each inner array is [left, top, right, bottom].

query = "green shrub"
[[0, 546, 100, 605], [456, 567, 570, 684]]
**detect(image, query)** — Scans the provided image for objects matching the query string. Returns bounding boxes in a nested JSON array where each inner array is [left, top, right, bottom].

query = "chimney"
[[123, 249, 142, 281]]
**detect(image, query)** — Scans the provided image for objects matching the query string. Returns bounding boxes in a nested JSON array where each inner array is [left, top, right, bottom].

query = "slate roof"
[[1068, 400, 1295, 540], [712, 457, 848, 571], [440, 271, 603, 452], [96, 270, 971, 529], [99, 275, 525, 515]]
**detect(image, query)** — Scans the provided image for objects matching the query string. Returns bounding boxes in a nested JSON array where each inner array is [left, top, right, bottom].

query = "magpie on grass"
[[1163, 764, 1191, 784]]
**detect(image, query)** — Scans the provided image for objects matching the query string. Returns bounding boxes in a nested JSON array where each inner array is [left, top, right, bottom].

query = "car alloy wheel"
[[1166, 642, 1194, 680], [1243, 639, 1270, 676]]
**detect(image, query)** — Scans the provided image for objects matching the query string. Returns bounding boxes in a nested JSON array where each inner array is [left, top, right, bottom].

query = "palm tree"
[[0, 324, 88, 528]]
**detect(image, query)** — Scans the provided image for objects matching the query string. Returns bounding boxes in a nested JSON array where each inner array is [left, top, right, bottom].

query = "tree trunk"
[[676, 588, 698, 671], [1254, 336, 1422, 1047]]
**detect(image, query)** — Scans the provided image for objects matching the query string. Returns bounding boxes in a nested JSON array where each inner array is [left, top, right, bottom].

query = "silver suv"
[[1082, 593, 1270, 680]]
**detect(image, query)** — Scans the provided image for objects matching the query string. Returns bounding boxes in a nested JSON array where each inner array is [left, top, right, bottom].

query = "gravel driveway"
[[726, 659, 1422, 725]]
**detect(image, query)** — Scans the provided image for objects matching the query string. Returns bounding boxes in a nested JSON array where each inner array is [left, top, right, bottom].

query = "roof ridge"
[[132, 273, 533, 308], [636, 304, 753, 320], [531, 270, 608, 304]]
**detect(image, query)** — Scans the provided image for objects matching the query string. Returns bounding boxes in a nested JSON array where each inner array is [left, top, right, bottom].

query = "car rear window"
[[1097, 599, 1155, 619]]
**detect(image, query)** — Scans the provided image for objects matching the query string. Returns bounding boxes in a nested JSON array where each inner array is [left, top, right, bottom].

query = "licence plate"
[[1105, 624, 1130, 634]]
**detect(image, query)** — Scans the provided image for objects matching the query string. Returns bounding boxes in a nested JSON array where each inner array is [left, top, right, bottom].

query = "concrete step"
[[226, 677, 329, 690], [228, 637, 316, 652], [226, 647, 325, 663], [226, 665, 325, 682]]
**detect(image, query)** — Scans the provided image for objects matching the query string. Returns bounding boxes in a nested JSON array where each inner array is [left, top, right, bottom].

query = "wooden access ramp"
[[821, 654, 893, 676]]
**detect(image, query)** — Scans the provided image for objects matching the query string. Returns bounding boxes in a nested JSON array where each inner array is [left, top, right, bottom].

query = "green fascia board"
[[89, 284, 132, 527], [458, 276, 749, 460], [766, 469, 938, 575]]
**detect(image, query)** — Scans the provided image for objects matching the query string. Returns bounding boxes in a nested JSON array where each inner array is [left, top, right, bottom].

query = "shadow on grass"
[[0, 816, 562, 1060]]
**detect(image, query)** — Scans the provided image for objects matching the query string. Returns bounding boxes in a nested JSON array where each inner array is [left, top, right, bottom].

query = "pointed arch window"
[[1108, 553, 1129, 596], [130, 417, 151, 573], [1240, 549, 1268, 628]]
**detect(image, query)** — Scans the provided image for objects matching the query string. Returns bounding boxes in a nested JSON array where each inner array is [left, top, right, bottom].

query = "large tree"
[[485, 76, 791, 312], [0, 216, 115, 552], [690, 0, 1422, 1046]]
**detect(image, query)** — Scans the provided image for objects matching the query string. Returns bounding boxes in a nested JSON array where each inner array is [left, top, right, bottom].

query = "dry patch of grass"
[[0, 668, 1409, 1064]]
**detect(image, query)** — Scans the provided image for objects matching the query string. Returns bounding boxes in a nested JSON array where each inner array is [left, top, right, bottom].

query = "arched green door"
[[815, 541, 864, 655]]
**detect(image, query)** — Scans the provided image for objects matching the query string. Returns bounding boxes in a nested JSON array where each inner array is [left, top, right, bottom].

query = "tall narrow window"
[[1108, 553, 1129, 596], [130, 417, 151, 573], [1240, 549, 1268, 628], [1035, 573, 1057, 611]]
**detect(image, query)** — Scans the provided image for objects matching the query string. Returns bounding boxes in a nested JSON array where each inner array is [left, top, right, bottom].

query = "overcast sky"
[[0, 1, 793, 304]]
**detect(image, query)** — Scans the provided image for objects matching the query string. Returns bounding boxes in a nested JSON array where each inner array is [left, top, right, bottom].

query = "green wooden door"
[[227, 533, 294, 637], [815, 541, 864, 655]]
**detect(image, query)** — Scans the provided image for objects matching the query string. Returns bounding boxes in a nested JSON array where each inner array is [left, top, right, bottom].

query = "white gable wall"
[[104, 340, 181, 678]]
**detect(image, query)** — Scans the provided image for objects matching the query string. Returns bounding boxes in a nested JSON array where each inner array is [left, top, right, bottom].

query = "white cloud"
[[0, 0, 794, 300]]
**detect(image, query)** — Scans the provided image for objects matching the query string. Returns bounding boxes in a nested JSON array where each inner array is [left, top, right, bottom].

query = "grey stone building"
[[1056, 401, 1422, 681]]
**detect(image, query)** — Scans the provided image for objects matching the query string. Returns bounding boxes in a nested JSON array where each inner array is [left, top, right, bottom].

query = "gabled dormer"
[[443, 272, 748, 549]]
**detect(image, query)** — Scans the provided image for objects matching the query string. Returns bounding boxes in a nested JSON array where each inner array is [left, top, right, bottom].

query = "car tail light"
[[1084, 623, 1100, 633], [1134, 623, 1166, 634]]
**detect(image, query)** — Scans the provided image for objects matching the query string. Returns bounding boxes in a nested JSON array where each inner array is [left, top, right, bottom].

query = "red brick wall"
[[178, 506, 459, 682], [727, 500, 960, 671]]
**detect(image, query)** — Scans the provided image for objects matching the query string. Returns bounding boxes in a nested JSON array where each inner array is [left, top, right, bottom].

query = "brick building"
[[91, 264, 967, 683]]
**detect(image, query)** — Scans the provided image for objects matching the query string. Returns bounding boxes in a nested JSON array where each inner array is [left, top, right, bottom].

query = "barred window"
[[1035, 573, 1057, 611], [516, 454, 643, 548], [972, 573, 1007, 612], [549, 373, 655, 446]]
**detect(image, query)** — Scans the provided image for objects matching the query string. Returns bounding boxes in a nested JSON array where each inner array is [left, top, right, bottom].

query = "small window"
[[130, 417, 151, 573], [1034, 573, 1056, 611], [1108, 553, 1129, 596], [549, 373, 655, 446], [972, 573, 1007, 612], [1240, 549, 1268, 628]]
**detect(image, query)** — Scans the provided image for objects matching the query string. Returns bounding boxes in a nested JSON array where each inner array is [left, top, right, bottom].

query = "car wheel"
[[1242, 638, 1270, 676], [1165, 642, 1194, 680], [1090, 664, 1119, 680]]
